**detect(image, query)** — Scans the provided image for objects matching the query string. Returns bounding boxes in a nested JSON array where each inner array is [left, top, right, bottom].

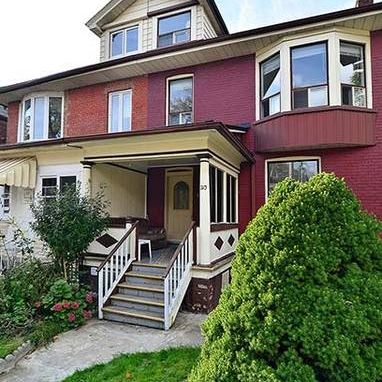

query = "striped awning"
[[0, 157, 37, 189]]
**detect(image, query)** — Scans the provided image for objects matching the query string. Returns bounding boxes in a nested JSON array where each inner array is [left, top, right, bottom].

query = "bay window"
[[261, 53, 281, 117], [340, 42, 366, 107], [108, 90, 132, 132], [110, 26, 139, 58], [267, 159, 320, 196], [21, 94, 63, 142], [158, 11, 191, 48], [291, 42, 328, 109], [168, 77, 193, 125]]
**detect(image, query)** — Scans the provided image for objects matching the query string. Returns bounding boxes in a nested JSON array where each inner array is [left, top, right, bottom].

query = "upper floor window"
[[21, 94, 63, 142], [261, 53, 281, 117], [340, 42, 366, 107], [108, 90, 132, 133], [168, 77, 193, 126], [158, 11, 191, 48], [110, 26, 139, 58], [291, 42, 328, 109]]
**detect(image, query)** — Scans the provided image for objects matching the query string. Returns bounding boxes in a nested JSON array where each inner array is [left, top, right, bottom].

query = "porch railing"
[[97, 222, 138, 319], [163, 221, 196, 330]]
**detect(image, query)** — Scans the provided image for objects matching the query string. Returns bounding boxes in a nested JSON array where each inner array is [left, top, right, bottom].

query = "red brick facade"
[[6, 102, 19, 144]]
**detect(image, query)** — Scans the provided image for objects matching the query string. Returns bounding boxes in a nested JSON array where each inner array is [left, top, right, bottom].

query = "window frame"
[[1, 185, 11, 216], [290, 41, 329, 110], [108, 89, 133, 133], [157, 10, 192, 48], [265, 157, 321, 199], [19, 93, 64, 143], [41, 175, 77, 199], [166, 74, 194, 126], [340, 40, 367, 108], [109, 24, 140, 59]]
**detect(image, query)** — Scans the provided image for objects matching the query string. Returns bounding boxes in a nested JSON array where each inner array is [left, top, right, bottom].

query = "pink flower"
[[71, 302, 80, 310], [85, 293, 93, 304], [62, 301, 70, 309], [52, 303, 63, 312], [68, 313, 76, 322], [34, 301, 42, 309], [83, 310, 92, 320]]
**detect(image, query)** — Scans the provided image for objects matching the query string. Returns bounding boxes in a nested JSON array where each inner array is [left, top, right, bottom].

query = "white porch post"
[[199, 156, 211, 265], [80, 161, 93, 195]]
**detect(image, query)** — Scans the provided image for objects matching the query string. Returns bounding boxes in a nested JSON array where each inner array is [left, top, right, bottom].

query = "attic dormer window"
[[110, 26, 139, 58], [158, 11, 191, 48]]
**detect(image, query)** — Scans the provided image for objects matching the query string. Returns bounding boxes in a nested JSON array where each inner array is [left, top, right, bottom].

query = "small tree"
[[190, 173, 382, 382], [31, 186, 110, 281]]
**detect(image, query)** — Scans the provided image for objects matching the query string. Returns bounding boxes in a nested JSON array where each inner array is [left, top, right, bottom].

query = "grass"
[[63, 347, 201, 382], [0, 336, 24, 359]]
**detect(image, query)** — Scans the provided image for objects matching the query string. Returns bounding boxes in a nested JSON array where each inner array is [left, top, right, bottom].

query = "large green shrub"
[[31, 186, 109, 280], [190, 173, 382, 382]]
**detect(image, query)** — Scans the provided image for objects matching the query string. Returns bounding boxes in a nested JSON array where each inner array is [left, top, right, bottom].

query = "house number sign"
[[200, 185, 208, 190]]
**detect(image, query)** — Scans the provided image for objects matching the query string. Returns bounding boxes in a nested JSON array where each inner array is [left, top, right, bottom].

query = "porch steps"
[[103, 263, 166, 329]]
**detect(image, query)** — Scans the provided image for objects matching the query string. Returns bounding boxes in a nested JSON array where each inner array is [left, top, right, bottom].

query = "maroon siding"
[[148, 56, 255, 128], [147, 168, 165, 228], [254, 106, 376, 152]]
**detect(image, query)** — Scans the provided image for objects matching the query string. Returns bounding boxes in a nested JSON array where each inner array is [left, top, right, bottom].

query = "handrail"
[[164, 221, 196, 330], [164, 221, 196, 277], [97, 221, 139, 272]]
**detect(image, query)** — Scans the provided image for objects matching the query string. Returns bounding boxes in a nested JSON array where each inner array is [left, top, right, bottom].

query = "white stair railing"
[[97, 222, 138, 319], [164, 221, 196, 330]]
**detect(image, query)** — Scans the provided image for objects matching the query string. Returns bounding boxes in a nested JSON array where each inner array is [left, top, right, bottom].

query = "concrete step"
[[131, 262, 167, 276], [118, 283, 164, 300], [110, 294, 164, 314], [125, 272, 164, 288], [102, 306, 164, 329]]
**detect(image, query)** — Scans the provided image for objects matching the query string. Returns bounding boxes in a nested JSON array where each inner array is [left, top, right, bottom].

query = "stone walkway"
[[1, 313, 206, 382]]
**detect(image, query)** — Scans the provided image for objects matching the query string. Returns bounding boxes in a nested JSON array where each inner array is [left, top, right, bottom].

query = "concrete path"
[[1, 313, 206, 382]]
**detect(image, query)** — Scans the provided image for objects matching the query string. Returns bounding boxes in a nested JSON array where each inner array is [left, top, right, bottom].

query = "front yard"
[[63, 347, 201, 382], [0, 336, 24, 359]]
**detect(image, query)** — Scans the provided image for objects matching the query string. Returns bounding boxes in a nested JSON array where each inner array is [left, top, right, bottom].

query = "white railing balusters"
[[164, 221, 196, 330], [97, 222, 138, 319]]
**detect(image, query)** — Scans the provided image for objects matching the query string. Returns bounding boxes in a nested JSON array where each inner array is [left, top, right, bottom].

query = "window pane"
[[159, 12, 191, 36], [268, 160, 319, 195], [174, 181, 189, 210], [111, 31, 123, 57], [353, 87, 366, 107], [231, 177, 236, 223], [122, 92, 131, 131], [110, 94, 120, 132], [309, 86, 328, 107], [342, 85, 352, 106], [269, 94, 280, 115], [48, 97, 62, 139], [126, 27, 138, 53], [169, 78, 193, 126], [292, 43, 327, 88], [210, 167, 216, 223], [23, 99, 32, 141], [261, 54, 280, 99], [293, 89, 308, 109], [216, 169, 223, 222], [226, 175, 231, 223], [42, 178, 57, 197], [340, 42, 365, 87], [174, 29, 190, 44], [158, 34, 173, 48], [34, 97, 45, 140], [59, 176, 76, 192]]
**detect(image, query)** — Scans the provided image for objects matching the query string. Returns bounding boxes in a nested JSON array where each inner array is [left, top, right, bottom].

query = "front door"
[[166, 170, 193, 242]]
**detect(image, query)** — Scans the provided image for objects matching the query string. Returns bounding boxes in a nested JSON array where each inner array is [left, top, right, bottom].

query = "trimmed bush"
[[190, 173, 382, 382]]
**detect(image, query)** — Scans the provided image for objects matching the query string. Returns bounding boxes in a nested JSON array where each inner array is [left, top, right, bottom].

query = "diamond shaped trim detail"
[[96, 233, 118, 248], [214, 237, 224, 250], [228, 234, 235, 247]]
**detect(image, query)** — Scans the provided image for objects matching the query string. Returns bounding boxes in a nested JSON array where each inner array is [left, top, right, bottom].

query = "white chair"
[[138, 239, 152, 261]]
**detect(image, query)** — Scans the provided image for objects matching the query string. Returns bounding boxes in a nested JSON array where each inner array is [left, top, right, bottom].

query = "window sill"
[[210, 223, 239, 232]]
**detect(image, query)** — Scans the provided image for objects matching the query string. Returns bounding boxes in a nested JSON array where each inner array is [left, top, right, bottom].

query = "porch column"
[[199, 156, 211, 265], [80, 161, 93, 195]]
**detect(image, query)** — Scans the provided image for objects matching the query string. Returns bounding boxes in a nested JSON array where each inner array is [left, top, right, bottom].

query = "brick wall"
[[0, 118, 6, 144], [6, 102, 19, 144], [148, 55, 255, 128]]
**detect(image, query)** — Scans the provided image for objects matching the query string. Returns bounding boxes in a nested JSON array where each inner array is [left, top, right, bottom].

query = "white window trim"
[[265, 156, 322, 200], [108, 89, 133, 133], [255, 27, 372, 121], [108, 22, 142, 59], [166, 74, 194, 126], [18, 92, 64, 143], [152, 7, 196, 50], [40, 174, 78, 198]]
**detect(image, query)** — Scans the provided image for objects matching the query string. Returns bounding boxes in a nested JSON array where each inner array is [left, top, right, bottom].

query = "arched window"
[[174, 181, 189, 210]]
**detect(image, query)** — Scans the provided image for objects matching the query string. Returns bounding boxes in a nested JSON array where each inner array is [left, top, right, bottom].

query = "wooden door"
[[166, 171, 193, 242]]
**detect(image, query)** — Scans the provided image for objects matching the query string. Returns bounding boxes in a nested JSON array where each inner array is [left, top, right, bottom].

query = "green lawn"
[[63, 347, 200, 382], [0, 336, 24, 359]]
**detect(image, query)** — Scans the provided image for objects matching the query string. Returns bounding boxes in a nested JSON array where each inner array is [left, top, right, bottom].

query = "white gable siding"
[[99, 0, 219, 61]]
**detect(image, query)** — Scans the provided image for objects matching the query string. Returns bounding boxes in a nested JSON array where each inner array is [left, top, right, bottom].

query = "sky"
[[0, 0, 378, 86]]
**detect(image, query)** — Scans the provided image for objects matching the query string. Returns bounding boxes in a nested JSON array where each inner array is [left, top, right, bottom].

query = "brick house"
[[0, 0, 381, 329]]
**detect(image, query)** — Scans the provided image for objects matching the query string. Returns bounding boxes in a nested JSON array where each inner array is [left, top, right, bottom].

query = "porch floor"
[[139, 244, 178, 266]]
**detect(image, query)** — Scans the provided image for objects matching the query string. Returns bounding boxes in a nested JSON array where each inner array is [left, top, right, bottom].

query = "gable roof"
[[86, 0, 228, 36]]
